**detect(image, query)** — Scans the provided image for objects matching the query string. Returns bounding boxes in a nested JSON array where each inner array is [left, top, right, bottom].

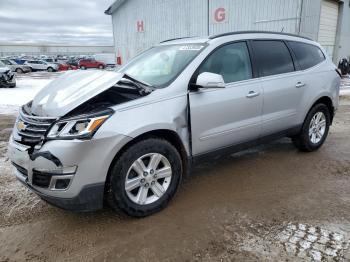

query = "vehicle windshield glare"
[[119, 44, 206, 88]]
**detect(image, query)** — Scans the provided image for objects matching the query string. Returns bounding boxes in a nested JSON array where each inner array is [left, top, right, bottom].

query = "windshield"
[[119, 44, 206, 88]]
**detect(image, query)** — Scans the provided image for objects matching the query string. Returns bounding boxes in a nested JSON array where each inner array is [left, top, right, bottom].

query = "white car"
[[24, 60, 58, 72]]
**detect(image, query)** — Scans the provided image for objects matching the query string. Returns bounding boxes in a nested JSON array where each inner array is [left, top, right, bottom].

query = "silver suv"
[[8, 32, 340, 217]]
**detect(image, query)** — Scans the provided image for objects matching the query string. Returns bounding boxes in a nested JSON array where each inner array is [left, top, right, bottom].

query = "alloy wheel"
[[125, 153, 172, 205], [309, 112, 326, 144]]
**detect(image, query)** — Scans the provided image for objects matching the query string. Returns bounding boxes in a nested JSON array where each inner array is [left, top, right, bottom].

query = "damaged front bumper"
[[8, 133, 132, 212]]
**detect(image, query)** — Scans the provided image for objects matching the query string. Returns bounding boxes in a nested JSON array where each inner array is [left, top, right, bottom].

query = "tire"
[[292, 103, 331, 152], [107, 138, 183, 217], [15, 68, 23, 74], [47, 67, 54, 72], [80, 66, 86, 70], [98, 65, 105, 69]]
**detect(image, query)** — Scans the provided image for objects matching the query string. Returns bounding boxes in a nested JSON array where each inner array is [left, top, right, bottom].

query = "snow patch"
[[276, 222, 349, 261]]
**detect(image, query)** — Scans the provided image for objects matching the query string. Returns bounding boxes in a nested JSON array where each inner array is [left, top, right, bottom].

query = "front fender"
[[97, 94, 190, 154]]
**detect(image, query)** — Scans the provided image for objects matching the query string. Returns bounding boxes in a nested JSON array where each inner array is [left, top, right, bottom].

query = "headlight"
[[47, 109, 113, 139]]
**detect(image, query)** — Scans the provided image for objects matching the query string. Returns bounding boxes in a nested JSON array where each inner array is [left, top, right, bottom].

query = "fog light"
[[55, 179, 71, 190]]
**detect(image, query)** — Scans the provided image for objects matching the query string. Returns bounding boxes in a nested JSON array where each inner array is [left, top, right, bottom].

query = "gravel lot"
[[0, 74, 350, 261]]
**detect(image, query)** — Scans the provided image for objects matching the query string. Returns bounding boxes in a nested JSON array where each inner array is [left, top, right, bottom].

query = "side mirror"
[[196, 72, 225, 89]]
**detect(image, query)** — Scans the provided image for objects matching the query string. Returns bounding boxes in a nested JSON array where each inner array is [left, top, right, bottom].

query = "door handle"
[[246, 91, 260, 98], [296, 82, 306, 88]]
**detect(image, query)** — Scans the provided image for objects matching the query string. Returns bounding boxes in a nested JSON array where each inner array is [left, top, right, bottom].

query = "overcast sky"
[[0, 0, 115, 46]]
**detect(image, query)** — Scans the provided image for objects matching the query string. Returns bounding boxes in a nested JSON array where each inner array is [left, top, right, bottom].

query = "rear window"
[[288, 41, 325, 70], [252, 40, 295, 77]]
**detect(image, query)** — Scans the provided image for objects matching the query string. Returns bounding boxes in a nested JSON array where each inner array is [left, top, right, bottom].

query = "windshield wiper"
[[118, 74, 154, 96]]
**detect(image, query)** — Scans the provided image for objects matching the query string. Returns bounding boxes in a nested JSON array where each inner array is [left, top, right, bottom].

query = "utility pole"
[[298, 0, 304, 35], [207, 0, 210, 35]]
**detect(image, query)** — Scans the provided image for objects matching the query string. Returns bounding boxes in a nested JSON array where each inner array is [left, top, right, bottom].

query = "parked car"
[[79, 58, 106, 69], [66, 58, 80, 67], [0, 59, 31, 74], [8, 32, 340, 217], [0, 65, 16, 88], [24, 60, 59, 72], [58, 63, 78, 71]]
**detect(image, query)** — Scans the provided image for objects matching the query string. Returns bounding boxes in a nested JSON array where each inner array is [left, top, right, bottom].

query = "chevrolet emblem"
[[17, 121, 27, 131]]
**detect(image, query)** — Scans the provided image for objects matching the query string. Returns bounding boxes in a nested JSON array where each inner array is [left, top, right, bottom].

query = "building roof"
[[105, 0, 127, 15]]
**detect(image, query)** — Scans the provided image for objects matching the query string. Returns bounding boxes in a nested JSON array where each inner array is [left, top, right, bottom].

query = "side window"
[[198, 42, 252, 83], [252, 40, 295, 77], [288, 41, 325, 70]]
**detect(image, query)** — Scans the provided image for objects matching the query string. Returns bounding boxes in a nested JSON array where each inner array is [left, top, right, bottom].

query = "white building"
[[105, 0, 350, 64], [0, 43, 114, 57]]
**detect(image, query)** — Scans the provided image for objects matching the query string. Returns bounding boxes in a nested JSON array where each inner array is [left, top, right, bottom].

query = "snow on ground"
[[0, 72, 62, 115]]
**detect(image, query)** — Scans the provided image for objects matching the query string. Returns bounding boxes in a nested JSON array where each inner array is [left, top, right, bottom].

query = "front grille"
[[15, 107, 57, 145], [32, 170, 52, 188]]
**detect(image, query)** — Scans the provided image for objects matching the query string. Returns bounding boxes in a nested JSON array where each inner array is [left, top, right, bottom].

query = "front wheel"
[[292, 103, 331, 152], [107, 138, 182, 217], [47, 67, 54, 72]]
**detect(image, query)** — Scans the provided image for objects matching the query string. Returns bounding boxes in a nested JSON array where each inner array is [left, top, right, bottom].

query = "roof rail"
[[209, 31, 312, 41], [160, 36, 196, 43]]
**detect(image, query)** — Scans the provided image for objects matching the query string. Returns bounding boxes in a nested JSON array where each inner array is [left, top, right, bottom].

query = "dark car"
[[67, 58, 80, 67], [0, 66, 16, 88], [13, 59, 27, 65]]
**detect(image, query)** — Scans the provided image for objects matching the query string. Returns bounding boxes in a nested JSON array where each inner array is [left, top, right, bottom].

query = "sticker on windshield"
[[178, 45, 204, 51]]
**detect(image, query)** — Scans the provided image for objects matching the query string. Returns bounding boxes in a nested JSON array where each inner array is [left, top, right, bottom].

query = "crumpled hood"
[[31, 70, 124, 117]]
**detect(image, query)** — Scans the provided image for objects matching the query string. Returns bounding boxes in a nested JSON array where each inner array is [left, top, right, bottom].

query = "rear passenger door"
[[37, 61, 46, 70], [28, 61, 38, 70], [251, 40, 303, 136]]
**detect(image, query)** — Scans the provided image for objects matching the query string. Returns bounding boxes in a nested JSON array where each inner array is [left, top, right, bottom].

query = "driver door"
[[189, 42, 263, 156]]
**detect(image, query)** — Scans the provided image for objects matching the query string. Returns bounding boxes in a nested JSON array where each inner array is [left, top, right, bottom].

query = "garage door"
[[318, 0, 339, 61]]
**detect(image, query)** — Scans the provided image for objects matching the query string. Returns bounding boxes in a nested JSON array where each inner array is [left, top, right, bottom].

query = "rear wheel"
[[292, 103, 331, 152], [107, 138, 182, 217], [80, 66, 86, 70], [15, 68, 23, 74], [47, 67, 54, 72], [98, 65, 105, 69]]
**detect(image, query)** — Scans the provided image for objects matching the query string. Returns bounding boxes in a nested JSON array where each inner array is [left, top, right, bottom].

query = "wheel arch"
[[310, 96, 334, 124], [104, 129, 190, 200]]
